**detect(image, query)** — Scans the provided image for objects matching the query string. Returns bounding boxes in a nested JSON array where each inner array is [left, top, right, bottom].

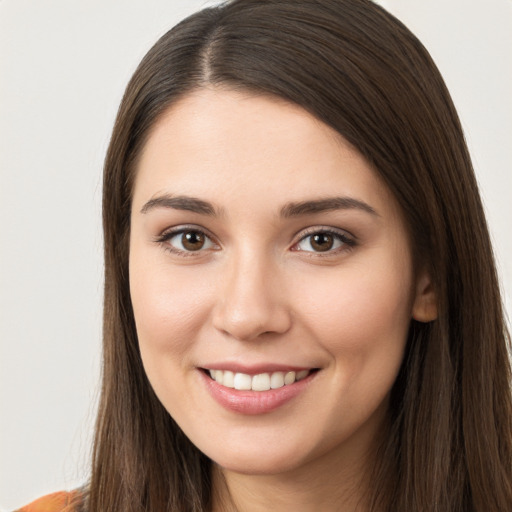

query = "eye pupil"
[[311, 233, 334, 252], [182, 231, 205, 251]]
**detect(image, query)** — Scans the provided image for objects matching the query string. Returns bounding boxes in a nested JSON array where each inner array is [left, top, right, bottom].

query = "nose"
[[212, 251, 292, 341]]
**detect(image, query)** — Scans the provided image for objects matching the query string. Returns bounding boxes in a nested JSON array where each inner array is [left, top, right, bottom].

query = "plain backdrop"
[[1, 0, 511, 510]]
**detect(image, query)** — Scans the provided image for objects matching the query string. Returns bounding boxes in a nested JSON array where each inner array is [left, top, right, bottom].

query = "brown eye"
[[182, 231, 205, 251], [310, 233, 334, 252], [295, 230, 353, 253], [163, 229, 215, 253]]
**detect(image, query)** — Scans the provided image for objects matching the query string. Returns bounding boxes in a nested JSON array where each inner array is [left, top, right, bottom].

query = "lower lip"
[[200, 370, 316, 415]]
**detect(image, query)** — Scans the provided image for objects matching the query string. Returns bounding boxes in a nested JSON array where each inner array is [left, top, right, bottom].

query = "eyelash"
[[155, 225, 219, 257], [291, 227, 357, 255], [155, 225, 357, 257]]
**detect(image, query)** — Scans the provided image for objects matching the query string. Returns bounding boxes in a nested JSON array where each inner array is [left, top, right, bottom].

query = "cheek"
[[129, 254, 218, 421], [294, 256, 414, 375], [129, 252, 213, 360]]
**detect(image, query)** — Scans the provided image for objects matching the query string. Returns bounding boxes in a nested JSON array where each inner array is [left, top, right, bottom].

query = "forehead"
[[132, 88, 398, 218]]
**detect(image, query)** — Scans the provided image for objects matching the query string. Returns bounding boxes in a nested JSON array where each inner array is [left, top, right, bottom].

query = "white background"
[[1, 1, 511, 510]]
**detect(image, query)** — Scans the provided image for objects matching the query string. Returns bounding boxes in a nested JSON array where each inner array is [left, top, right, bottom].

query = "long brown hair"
[[88, 1, 512, 510]]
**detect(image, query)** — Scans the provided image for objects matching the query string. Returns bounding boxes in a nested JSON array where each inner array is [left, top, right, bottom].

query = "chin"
[[213, 451, 306, 476], [195, 431, 322, 477]]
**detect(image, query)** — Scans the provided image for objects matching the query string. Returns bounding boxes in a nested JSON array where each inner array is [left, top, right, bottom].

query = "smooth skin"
[[129, 88, 437, 512]]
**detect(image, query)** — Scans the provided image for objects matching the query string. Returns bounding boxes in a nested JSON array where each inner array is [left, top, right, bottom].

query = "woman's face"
[[129, 88, 430, 476]]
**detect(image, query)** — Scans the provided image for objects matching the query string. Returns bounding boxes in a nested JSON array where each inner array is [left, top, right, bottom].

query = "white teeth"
[[284, 371, 296, 385], [234, 373, 252, 390], [270, 371, 285, 389], [223, 370, 235, 388], [208, 369, 311, 391], [252, 373, 271, 391]]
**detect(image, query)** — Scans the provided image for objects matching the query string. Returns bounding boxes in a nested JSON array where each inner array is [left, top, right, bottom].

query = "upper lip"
[[200, 363, 316, 375]]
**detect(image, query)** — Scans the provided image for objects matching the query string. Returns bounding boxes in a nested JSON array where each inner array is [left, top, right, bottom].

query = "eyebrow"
[[140, 194, 378, 218], [280, 197, 379, 217], [140, 195, 217, 215]]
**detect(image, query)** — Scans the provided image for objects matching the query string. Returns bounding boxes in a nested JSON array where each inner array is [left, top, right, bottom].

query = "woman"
[[17, 0, 512, 510]]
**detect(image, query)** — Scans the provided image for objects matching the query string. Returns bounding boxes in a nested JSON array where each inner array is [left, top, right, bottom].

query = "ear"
[[412, 270, 438, 322]]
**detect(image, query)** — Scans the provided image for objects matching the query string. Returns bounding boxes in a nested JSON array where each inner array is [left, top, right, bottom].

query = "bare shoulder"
[[14, 491, 83, 512]]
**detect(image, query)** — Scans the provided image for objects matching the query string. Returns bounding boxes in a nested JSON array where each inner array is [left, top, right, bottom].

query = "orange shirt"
[[14, 491, 82, 512]]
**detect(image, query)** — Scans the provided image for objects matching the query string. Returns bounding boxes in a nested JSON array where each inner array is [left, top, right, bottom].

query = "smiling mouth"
[[204, 368, 318, 391]]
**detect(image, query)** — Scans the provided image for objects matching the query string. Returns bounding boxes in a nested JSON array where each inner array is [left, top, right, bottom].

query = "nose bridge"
[[213, 246, 290, 340]]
